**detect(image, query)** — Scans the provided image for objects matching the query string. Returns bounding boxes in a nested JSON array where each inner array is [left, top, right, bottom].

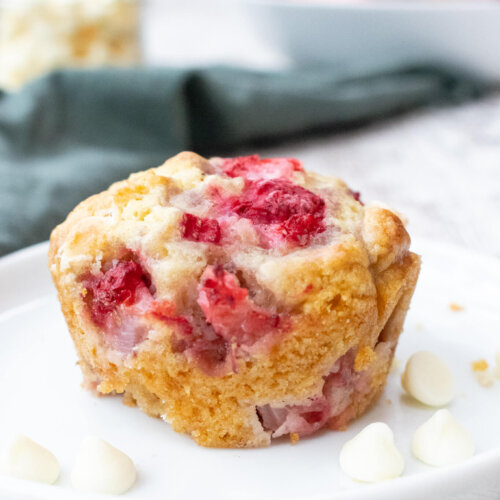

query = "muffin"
[[0, 0, 140, 90], [49, 152, 420, 447]]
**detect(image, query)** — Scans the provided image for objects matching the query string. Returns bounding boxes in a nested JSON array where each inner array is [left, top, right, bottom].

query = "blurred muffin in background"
[[0, 0, 141, 91]]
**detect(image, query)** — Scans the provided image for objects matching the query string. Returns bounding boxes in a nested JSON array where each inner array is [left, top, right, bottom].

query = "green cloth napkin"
[[0, 65, 486, 256]]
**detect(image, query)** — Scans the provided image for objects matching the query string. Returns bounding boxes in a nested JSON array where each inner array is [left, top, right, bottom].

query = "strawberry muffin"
[[49, 152, 420, 447]]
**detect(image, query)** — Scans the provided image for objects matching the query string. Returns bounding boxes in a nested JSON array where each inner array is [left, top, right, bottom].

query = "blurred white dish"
[[241, 0, 500, 82], [0, 238, 499, 500]]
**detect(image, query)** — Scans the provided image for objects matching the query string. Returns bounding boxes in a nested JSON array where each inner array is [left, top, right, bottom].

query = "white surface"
[[241, 0, 500, 82], [140, 0, 285, 69], [0, 240, 499, 500], [140, 0, 500, 82]]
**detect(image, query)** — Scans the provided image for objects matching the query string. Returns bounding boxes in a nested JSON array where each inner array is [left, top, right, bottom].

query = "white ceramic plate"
[[0, 239, 499, 500], [241, 0, 500, 83]]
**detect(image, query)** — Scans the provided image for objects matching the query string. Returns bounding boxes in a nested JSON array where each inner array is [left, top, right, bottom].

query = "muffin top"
[[49, 152, 410, 376]]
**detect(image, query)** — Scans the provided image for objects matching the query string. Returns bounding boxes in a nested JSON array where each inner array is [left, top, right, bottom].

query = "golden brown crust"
[[337, 252, 421, 425], [49, 152, 420, 447], [362, 205, 411, 273]]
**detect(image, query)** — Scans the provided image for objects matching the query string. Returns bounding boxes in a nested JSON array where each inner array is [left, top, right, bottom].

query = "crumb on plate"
[[471, 359, 488, 372], [473, 370, 494, 388], [471, 358, 497, 387]]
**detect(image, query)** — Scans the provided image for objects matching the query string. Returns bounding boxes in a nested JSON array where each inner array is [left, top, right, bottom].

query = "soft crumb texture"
[[71, 437, 136, 495], [1, 435, 60, 485], [49, 152, 420, 448], [449, 302, 464, 312], [0, 0, 140, 90], [354, 346, 376, 372], [412, 410, 475, 467], [339, 423, 404, 483], [401, 352, 455, 407]]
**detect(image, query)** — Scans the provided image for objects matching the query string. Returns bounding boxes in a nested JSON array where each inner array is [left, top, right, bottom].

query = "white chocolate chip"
[[412, 409, 475, 467], [1, 435, 60, 484], [339, 423, 404, 482], [401, 351, 455, 406], [71, 437, 136, 495]]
